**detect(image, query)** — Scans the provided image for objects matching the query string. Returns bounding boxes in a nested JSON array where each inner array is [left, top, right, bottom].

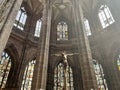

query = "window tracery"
[[93, 59, 108, 90], [98, 5, 115, 28], [0, 52, 11, 88], [14, 7, 27, 30], [57, 22, 68, 40], [34, 19, 42, 37], [83, 18, 92, 36], [54, 61, 74, 90], [117, 55, 120, 71], [21, 60, 36, 90]]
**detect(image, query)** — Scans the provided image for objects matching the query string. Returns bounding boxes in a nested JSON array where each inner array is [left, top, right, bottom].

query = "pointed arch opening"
[[21, 60, 36, 90], [57, 21, 68, 41], [34, 19, 42, 37], [117, 55, 120, 71], [54, 59, 74, 90], [14, 7, 27, 30], [93, 59, 108, 90], [83, 18, 92, 36], [98, 5, 115, 28], [0, 52, 12, 88]]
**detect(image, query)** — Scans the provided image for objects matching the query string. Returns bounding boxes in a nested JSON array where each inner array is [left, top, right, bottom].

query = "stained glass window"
[[14, 7, 27, 30], [0, 52, 11, 88], [57, 22, 68, 40], [93, 59, 108, 90], [54, 62, 74, 90], [98, 5, 115, 28], [34, 19, 42, 37], [117, 55, 120, 71], [21, 60, 36, 90], [84, 18, 92, 36]]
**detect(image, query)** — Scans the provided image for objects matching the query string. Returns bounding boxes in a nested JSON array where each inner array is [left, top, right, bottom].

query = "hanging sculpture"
[[53, 52, 76, 90]]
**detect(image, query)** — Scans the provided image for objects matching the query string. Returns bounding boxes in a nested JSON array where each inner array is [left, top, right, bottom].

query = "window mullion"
[[103, 8, 110, 26], [17, 10, 22, 28], [106, 7, 115, 23], [100, 11, 106, 28], [22, 65, 29, 90]]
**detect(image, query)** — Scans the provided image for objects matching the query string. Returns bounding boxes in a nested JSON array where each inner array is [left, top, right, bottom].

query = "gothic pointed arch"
[[21, 58, 36, 90], [93, 59, 108, 90], [2, 43, 20, 88], [0, 51, 13, 88], [51, 16, 74, 42], [53, 54, 74, 90], [14, 6, 27, 30], [57, 21, 68, 40], [98, 4, 115, 28], [5, 43, 19, 64]]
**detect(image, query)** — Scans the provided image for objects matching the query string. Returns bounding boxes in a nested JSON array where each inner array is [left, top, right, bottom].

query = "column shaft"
[[73, 0, 97, 89], [32, 1, 52, 90]]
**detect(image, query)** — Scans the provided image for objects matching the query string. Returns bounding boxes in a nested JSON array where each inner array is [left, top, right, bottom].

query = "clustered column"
[[31, 0, 52, 90], [73, 0, 97, 89]]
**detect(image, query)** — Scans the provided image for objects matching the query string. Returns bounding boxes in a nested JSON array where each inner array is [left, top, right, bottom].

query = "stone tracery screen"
[[57, 22, 68, 40], [54, 62, 74, 90]]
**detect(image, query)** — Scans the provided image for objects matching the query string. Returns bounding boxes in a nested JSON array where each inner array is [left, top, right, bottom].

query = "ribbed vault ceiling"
[[23, 0, 101, 19]]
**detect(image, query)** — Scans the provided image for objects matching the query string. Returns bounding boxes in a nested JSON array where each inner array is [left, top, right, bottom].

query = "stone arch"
[[47, 54, 83, 90], [21, 58, 36, 90], [5, 43, 19, 65], [3, 43, 19, 88], [52, 55, 74, 90]]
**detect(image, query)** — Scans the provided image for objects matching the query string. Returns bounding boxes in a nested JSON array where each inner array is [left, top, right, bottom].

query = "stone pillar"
[[0, 0, 23, 60], [73, 0, 97, 90], [32, 1, 52, 90]]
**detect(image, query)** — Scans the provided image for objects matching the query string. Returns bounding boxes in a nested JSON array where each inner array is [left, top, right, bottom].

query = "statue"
[[62, 53, 68, 90], [52, 52, 78, 90]]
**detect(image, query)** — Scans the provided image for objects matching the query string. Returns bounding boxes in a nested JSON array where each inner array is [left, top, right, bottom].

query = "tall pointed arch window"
[[117, 55, 120, 71], [57, 22, 68, 40], [34, 19, 42, 37], [93, 59, 108, 90], [0, 52, 11, 88], [83, 18, 92, 36], [54, 62, 74, 90], [21, 60, 36, 90], [98, 5, 115, 28], [14, 7, 27, 30]]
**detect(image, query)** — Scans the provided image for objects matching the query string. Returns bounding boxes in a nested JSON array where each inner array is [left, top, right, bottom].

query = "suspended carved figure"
[[54, 53, 74, 90]]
